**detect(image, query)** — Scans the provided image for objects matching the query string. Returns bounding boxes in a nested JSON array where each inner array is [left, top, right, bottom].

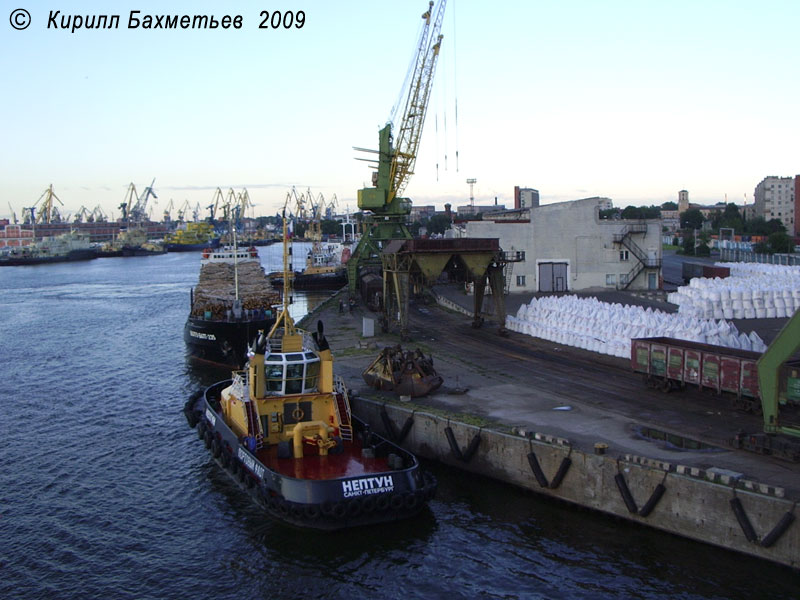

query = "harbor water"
[[0, 246, 797, 600]]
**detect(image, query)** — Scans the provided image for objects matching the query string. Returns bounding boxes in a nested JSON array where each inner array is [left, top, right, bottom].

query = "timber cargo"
[[184, 245, 280, 369]]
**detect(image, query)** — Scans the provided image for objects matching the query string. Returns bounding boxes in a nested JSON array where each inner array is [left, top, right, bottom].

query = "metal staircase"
[[612, 223, 660, 290], [333, 376, 353, 441]]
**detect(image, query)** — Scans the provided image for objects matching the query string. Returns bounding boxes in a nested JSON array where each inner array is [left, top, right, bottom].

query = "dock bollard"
[[594, 442, 608, 455]]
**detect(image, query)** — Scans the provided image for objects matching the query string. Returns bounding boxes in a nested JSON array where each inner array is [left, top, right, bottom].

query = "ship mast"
[[268, 206, 298, 343]]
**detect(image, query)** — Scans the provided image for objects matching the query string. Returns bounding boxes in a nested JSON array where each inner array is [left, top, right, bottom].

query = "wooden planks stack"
[[191, 261, 281, 319]]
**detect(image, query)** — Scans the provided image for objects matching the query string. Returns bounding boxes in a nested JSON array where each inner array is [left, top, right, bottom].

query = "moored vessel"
[[184, 243, 280, 369], [269, 241, 350, 290], [165, 221, 220, 252], [0, 230, 96, 266], [97, 227, 166, 257], [184, 218, 436, 529]]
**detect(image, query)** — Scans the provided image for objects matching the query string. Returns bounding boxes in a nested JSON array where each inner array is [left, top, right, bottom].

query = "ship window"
[[287, 353, 305, 361], [266, 365, 284, 392], [305, 360, 320, 391], [286, 363, 304, 394], [266, 354, 282, 362]]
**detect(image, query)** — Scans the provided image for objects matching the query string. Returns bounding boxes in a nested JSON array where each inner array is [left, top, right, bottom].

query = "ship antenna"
[[232, 205, 239, 302], [268, 204, 297, 339]]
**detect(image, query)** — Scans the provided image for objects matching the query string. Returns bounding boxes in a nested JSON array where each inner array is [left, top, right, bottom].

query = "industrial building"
[[753, 175, 800, 236], [458, 197, 662, 292]]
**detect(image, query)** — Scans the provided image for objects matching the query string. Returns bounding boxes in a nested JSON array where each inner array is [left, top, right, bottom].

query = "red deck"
[[255, 440, 393, 481]]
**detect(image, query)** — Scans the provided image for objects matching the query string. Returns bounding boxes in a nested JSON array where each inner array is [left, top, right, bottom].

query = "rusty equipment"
[[362, 345, 443, 398]]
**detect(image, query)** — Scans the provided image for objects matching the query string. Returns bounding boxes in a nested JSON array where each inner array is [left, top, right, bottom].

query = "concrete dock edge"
[[353, 396, 799, 569]]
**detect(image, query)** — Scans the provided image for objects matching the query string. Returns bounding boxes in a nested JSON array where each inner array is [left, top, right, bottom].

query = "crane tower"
[[347, 0, 447, 294]]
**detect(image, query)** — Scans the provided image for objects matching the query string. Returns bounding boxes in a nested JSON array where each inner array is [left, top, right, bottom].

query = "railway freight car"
[[631, 337, 762, 412], [680, 261, 730, 283]]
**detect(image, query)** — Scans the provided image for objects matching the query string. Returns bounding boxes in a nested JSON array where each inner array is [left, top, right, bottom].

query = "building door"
[[538, 262, 568, 292], [648, 272, 657, 290]]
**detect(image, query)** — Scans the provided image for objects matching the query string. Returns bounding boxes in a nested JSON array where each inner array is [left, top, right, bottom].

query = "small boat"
[[184, 241, 280, 369], [184, 218, 436, 529]]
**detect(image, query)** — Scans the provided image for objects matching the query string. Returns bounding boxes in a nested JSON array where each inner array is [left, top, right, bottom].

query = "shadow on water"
[[427, 462, 800, 600]]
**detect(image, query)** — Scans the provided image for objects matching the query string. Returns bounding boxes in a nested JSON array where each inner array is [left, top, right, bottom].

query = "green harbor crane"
[[347, 0, 446, 295]]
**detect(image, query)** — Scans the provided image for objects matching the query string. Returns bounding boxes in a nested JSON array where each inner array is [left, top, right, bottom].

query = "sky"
[[1, 0, 799, 222]]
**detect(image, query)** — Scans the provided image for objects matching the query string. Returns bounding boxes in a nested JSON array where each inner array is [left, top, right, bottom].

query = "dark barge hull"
[[166, 238, 221, 252], [0, 248, 97, 266], [184, 381, 436, 530], [269, 270, 348, 290], [184, 316, 275, 369]]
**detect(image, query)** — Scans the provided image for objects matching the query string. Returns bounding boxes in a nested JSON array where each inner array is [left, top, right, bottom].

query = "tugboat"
[[184, 232, 280, 369], [184, 218, 436, 529]]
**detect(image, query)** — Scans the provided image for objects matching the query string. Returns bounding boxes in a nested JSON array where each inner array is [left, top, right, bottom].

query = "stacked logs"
[[191, 262, 281, 319]]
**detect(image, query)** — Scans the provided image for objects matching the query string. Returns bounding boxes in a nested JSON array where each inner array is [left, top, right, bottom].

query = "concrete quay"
[[300, 286, 800, 569]]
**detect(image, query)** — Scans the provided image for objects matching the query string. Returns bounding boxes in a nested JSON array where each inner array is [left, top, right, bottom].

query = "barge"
[[184, 244, 280, 369]]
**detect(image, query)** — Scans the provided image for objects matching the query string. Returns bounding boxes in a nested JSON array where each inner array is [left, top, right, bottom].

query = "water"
[[0, 247, 797, 600]]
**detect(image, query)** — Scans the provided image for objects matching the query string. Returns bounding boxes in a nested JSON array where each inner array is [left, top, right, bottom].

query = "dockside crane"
[[348, 0, 446, 293], [34, 184, 64, 224], [163, 199, 174, 223], [92, 205, 107, 223], [8, 203, 18, 224], [130, 178, 157, 224], [207, 188, 224, 222]]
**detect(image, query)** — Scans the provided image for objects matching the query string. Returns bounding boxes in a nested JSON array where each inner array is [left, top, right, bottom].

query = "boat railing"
[[265, 328, 316, 353], [333, 376, 353, 441], [231, 370, 248, 398]]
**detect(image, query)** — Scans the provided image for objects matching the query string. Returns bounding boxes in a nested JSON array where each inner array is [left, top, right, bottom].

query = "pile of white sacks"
[[506, 295, 768, 359], [667, 263, 800, 320]]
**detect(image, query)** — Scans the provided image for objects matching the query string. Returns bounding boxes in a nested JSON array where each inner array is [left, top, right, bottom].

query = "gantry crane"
[[7, 203, 18, 224], [347, 0, 446, 293]]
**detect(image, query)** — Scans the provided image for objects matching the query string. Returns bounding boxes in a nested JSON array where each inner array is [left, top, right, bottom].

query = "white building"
[[753, 175, 798, 235], [463, 197, 662, 292]]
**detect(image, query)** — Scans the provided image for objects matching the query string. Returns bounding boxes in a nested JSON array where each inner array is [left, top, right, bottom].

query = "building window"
[[619, 250, 629, 261], [516, 250, 526, 261], [516, 275, 526, 287], [606, 274, 616, 286]]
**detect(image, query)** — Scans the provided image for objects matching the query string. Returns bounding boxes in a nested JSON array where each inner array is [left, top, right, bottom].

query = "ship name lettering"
[[341, 475, 394, 498], [189, 330, 216, 341], [237, 448, 264, 479], [204, 408, 216, 427]]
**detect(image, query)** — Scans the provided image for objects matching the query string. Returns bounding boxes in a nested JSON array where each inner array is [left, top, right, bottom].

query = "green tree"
[[428, 213, 452, 235], [746, 216, 769, 235], [599, 208, 619, 220], [680, 208, 704, 230], [661, 201, 678, 211], [767, 232, 793, 253], [767, 219, 787, 234], [320, 219, 339, 236], [712, 203, 744, 233], [621, 205, 660, 219]]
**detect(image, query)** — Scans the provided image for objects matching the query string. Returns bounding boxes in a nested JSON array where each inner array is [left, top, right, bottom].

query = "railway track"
[[405, 302, 764, 449]]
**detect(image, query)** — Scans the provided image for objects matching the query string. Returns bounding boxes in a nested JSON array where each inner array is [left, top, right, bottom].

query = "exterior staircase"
[[612, 223, 661, 290], [333, 376, 353, 441]]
